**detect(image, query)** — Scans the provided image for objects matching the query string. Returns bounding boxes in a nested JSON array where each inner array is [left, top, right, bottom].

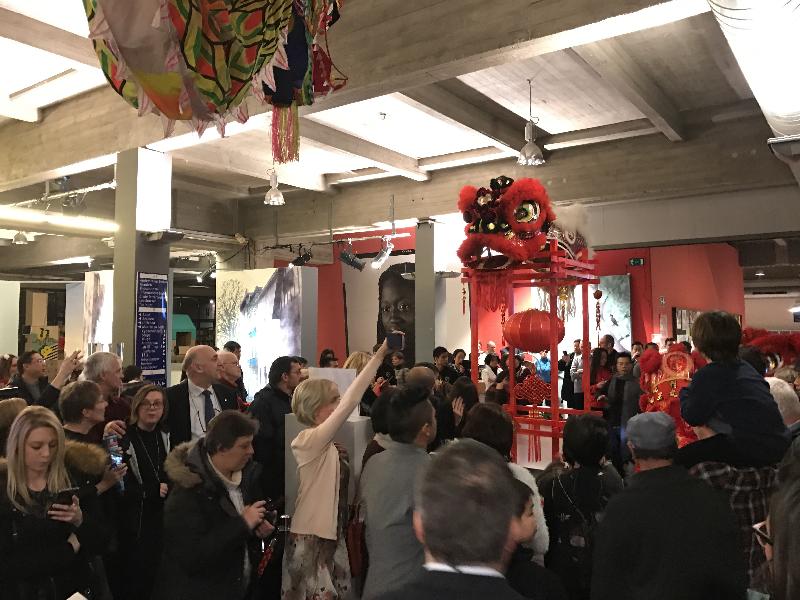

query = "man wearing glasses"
[[166, 345, 239, 447], [217, 350, 248, 411]]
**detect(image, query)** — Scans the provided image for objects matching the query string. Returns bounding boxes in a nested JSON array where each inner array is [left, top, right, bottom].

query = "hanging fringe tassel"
[[271, 104, 300, 163]]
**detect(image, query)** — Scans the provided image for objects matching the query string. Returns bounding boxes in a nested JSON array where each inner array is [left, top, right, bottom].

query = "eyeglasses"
[[752, 521, 772, 547], [141, 402, 164, 410]]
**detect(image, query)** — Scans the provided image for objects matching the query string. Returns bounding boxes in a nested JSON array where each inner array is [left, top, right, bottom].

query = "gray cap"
[[626, 412, 676, 450]]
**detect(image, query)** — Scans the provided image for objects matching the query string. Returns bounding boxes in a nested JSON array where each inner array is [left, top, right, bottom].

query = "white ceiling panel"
[[0, 38, 81, 95], [10, 68, 107, 108], [0, 0, 90, 37], [459, 51, 646, 134], [305, 94, 498, 159]]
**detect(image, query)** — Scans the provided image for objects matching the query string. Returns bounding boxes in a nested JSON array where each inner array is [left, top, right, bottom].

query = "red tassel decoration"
[[271, 104, 300, 163]]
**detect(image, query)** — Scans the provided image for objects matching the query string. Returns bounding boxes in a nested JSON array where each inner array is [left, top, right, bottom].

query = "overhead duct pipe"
[[708, 1, 800, 178]]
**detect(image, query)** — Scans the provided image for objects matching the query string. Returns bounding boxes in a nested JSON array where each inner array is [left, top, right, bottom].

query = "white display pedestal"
[[284, 414, 374, 515]]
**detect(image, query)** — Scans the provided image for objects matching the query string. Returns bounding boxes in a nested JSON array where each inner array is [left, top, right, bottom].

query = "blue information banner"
[[136, 273, 168, 388]]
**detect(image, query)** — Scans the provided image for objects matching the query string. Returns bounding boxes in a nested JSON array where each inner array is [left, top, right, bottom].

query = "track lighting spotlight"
[[292, 247, 313, 266], [371, 237, 393, 270], [12, 231, 29, 245], [340, 246, 365, 271]]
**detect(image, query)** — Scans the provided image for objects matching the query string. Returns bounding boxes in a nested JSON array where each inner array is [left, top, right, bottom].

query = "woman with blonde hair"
[[0, 405, 107, 600], [343, 352, 384, 416], [343, 351, 371, 374], [282, 339, 392, 599]]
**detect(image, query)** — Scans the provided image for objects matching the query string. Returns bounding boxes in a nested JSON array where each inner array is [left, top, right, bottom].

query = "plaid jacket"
[[690, 461, 779, 583]]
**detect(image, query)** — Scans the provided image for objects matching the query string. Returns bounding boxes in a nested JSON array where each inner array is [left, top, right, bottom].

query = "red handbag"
[[346, 503, 368, 578]]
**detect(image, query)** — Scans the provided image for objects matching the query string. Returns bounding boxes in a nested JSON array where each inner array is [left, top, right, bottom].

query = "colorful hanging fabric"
[[82, 0, 345, 161]]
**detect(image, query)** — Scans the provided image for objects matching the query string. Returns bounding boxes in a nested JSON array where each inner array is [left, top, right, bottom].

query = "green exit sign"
[[629, 257, 646, 266]]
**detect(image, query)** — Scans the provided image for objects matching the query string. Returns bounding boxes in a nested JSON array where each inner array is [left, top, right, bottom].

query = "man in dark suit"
[[374, 439, 526, 600], [166, 345, 238, 448], [247, 356, 303, 506]]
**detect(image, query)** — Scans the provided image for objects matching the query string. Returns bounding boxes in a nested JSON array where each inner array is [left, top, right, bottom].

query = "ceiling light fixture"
[[0, 205, 118, 237], [50, 256, 93, 265], [340, 244, 365, 271], [518, 78, 545, 167], [292, 247, 313, 266], [197, 268, 217, 281], [755, 270, 766, 277], [12, 231, 29, 245], [371, 237, 394, 270], [264, 170, 285, 206]]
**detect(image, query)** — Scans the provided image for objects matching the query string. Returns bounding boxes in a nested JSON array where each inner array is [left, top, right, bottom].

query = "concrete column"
[[112, 148, 172, 370], [415, 218, 435, 363]]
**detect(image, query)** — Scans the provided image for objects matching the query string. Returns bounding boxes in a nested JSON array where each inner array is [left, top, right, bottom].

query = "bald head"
[[406, 366, 436, 392], [216, 349, 242, 386], [183, 345, 218, 388]]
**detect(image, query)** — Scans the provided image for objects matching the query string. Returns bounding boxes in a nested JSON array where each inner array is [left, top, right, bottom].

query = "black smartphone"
[[387, 332, 405, 351], [53, 487, 80, 506]]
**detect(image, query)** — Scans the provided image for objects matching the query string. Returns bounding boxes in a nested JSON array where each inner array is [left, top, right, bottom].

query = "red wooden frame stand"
[[464, 239, 600, 463]]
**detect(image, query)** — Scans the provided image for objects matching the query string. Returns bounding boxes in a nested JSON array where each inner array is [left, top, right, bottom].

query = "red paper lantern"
[[503, 309, 565, 352]]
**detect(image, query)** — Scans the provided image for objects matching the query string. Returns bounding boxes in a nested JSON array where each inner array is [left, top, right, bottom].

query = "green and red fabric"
[[82, 0, 343, 156]]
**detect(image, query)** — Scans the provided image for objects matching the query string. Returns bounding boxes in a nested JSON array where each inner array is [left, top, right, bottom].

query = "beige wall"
[[745, 296, 800, 331], [0, 282, 20, 354]]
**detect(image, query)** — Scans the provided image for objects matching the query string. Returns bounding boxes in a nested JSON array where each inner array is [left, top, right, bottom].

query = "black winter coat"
[[156, 439, 265, 600], [247, 384, 292, 503], [0, 441, 110, 600], [591, 465, 747, 600], [6, 375, 60, 410]]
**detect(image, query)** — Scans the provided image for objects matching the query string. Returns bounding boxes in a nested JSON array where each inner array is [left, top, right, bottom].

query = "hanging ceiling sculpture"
[[83, 0, 346, 162]]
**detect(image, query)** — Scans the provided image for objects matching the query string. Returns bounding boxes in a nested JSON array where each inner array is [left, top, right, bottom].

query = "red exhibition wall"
[[314, 239, 743, 359], [649, 243, 744, 338]]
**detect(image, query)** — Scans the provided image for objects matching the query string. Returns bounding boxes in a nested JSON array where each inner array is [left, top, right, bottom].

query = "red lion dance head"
[[638, 343, 707, 448], [457, 176, 558, 266], [742, 327, 800, 373]]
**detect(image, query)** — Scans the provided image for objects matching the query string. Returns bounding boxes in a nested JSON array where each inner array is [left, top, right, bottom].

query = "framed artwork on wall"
[[673, 308, 741, 344]]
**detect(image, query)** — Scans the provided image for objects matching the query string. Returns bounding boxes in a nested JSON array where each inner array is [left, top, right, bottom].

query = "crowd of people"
[[0, 310, 798, 600]]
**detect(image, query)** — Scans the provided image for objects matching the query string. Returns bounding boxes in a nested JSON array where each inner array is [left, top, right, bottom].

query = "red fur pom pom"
[[741, 327, 770, 346], [458, 186, 478, 213], [691, 350, 708, 370], [638, 348, 663, 375]]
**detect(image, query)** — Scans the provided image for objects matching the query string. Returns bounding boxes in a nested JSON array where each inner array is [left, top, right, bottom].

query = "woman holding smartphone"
[[282, 338, 393, 600], [0, 406, 107, 600]]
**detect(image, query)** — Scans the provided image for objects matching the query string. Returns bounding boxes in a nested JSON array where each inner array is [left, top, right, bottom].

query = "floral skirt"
[[281, 532, 351, 600], [282, 449, 352, 600]]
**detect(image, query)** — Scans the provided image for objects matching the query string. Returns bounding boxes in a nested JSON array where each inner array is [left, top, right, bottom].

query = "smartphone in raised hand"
[[387, 332, 405, 351]]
